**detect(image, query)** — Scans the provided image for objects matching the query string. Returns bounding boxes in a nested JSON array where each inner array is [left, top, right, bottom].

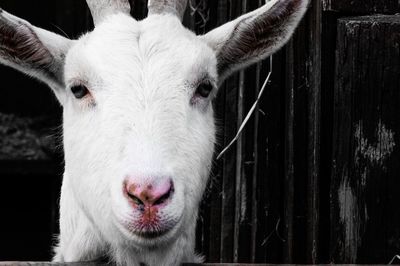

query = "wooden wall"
[[0, 0, 399, 264]]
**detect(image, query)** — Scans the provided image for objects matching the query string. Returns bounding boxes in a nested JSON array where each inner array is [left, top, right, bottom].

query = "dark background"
[[0, 0, 400, 264]]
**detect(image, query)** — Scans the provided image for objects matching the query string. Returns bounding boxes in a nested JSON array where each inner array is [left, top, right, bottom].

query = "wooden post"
[[331, 15, 400, 263]]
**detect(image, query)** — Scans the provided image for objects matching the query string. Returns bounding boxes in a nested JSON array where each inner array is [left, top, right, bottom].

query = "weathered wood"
[[331, 14, 400, 264], [219, 26, 236, 266], [323, 0, 400, 14], [283, 0, 322, 263], [284, 38, 295, 264], [319, 11, 339, 263], [305, 0, 322, 263], [258, 49, 286, 264]]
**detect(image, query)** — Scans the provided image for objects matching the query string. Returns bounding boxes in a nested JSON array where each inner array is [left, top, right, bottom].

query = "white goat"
[[0, 0, 308, 265]]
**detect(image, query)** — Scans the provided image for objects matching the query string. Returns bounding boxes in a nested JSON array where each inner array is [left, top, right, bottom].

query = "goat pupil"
[[196, 83, 213, 98], [71, 85, 88, 99]]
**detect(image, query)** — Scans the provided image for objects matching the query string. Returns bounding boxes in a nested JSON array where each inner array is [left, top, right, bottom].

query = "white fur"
[[56, 14, 216, 265], [0, 1, 308, 265]]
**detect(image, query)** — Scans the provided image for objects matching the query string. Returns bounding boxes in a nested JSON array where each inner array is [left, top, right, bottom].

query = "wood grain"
[[331, 14, 400, 264]]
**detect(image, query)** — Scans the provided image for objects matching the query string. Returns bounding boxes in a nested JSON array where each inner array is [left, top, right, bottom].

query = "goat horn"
[[86, 0, 131, 25], [148, 0, 188, 21]]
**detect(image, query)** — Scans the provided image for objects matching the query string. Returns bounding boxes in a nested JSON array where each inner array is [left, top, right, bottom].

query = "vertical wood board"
[[331, 15, 400, 264]]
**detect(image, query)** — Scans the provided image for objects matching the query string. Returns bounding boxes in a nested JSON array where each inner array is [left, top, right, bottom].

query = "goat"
[[0, 0, 308, 265]]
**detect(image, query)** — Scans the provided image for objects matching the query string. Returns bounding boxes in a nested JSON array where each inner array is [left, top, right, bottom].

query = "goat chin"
[[54, 176, 205, 265]]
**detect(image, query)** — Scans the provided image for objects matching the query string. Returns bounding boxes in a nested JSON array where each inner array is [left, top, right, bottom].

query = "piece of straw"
[[217, 56, 273, 160]]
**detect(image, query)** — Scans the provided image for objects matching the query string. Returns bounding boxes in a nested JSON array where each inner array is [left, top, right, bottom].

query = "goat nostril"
[[153, 184, 174, 206], [127, 192, 145, 206]]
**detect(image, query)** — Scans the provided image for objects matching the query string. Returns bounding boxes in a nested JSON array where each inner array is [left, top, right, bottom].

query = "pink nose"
[[124, 178, 174, 208]]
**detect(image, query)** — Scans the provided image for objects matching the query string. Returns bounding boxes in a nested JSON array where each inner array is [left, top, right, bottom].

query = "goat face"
[[0, 0, 308, 263], [63, 13, 217, 246]]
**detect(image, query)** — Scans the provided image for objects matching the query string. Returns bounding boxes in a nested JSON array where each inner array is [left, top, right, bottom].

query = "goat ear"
[[201, 0, 308, 83], [0, 9, 72, 100]]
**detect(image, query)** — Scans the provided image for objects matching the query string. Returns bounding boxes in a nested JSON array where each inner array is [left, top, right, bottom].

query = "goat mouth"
[[117, 211, 183, 242], [131, 220, 178, 239], [134, 229, 170, 239], [127, 218, 181, 241]]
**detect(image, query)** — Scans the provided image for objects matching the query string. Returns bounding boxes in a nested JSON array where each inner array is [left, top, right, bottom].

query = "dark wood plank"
[[331, 14, 400, 264], [319, 11, 338, 264], [218, 1, 246, 263], [253, 51, 286, 263], [284, 38, 295, 264], [304, 0, 322, 263], [283, 0, 322, 262], [233, 68, 244, 263], [322, 0, 400, 14]]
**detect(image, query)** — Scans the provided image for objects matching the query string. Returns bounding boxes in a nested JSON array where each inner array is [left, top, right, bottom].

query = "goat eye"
[[195, 82, 213, 98], [71, 85, 89, 99]]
